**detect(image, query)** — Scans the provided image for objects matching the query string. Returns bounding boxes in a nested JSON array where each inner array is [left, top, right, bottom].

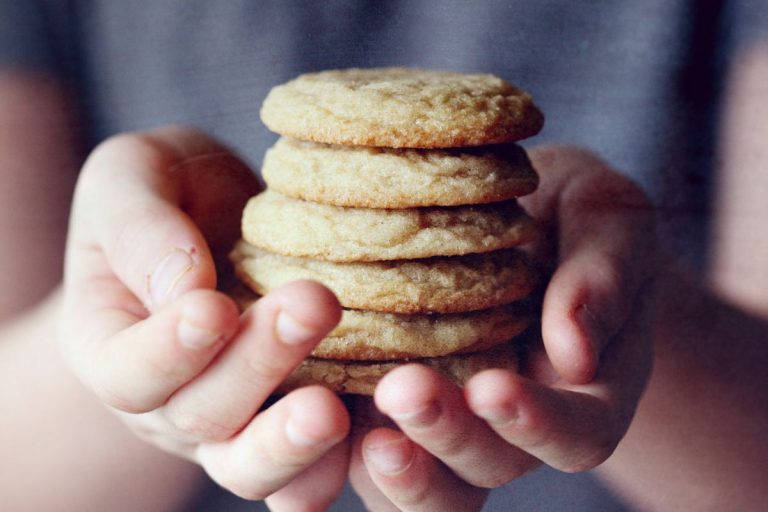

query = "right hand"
[[58, 127, 350, 510], [347, 146, 657, 511]]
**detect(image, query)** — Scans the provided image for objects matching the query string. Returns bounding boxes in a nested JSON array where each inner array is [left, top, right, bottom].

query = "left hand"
[[347, 145, 657, 511], [58, 127, 351, 510]]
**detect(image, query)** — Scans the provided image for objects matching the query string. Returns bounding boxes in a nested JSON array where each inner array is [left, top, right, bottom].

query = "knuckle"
[[139, 345, 197, 385], [75, 337, 159, 415], [164, 407, 236, 443], [239, 352, 291, 387], [420, 430, 466, 456], [260, 437, 313, 471], [96, 383, 150, 414]]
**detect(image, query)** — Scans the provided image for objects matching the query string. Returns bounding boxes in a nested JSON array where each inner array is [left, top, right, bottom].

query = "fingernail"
[[365, 435, 415, 475], [285, 417, 324, 448], [149, 248, 195, 307], [577, 304, 602, 359], [388, 401, 441, 427], [177, 319, 221, 350], [476, 404, 519, 427], [276, 311, 317, 345]]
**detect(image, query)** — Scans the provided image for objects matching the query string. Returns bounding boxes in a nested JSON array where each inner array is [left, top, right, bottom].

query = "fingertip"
[[196, 387, 349, 502], [285, 386, 351, 446], [176, 289, 240, 347], [89, 291, 239, 414], [374, 364, 443, 421], [465, 369, 520, 406], [264, 441, 350, 512], [465, 369, 526, 426], [269, 279, 342, 333], [148, 244, 217, 310], [469, 374, 620, 473], [361, 426, 490, 511]]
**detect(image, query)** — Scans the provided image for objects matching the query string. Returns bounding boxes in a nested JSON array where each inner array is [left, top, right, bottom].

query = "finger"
[[525, 146, 656, 383], [196, 386, 349, 502], [348, 397, 403, 512], [155, 126, 262, 270], [374, 364, 540, 487], [349, 433, 400, 512], [466, 289, 653, 472], [67, 288, 240, 413], [265, 438, 350, 512], [68, 127, 258, 311], [162, 280, 341, 442], [361, 428, 488, 512], [465, 370, 617, 472]]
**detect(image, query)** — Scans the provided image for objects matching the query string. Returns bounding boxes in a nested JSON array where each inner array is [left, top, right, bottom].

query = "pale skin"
[[596, 43, 768, 511], [0, 76, 203, 512], [2, 44, 768, 512]]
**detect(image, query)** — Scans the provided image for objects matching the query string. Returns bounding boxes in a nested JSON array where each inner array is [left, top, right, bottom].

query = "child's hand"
[[58, 127, 350, 510], [349, 146, 657, 511]]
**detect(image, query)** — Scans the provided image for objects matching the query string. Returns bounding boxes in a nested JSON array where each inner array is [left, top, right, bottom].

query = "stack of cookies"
[[230, 68, 544, 394]]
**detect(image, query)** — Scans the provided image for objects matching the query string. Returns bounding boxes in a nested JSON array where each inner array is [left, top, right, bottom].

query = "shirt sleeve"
[[0, 0, 61, 75], [727, 0, 768, 50]]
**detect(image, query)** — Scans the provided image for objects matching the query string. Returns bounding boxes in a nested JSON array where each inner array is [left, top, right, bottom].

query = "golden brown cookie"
[[317, 304, 528, 360], [278, 343, 520, 395], [260, 68, 544, 148], [231, 241, 538, 314], [230, 285, 529, 360], [241, 190, 537, 262], [262, 137, 539, 208]]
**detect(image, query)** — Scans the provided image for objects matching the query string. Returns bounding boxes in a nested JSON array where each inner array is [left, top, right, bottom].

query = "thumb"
[[67, 127, 260, 311], [524, 146, 657, 384]]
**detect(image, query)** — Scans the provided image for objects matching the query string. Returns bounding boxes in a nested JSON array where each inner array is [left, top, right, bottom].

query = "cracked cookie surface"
[[260, 67, 544, 148], [231, 285, 529, 360], [278, 343, 520, 395], [262, 137, 539, 208], [241, 190, 538, 262], [232, 241, 537, 314]]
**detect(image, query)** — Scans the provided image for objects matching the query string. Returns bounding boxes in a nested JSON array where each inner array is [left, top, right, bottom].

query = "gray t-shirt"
[[7, 0, 767, 268], [2, 1, 767, 510]]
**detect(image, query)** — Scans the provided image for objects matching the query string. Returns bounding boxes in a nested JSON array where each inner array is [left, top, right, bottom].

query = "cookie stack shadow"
[[230, 68, 544, 394]]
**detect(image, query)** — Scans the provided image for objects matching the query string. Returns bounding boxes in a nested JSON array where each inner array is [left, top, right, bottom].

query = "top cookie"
[[260, 68, 544, 148]]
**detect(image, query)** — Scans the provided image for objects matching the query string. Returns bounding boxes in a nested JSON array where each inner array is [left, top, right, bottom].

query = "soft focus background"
[[2, 1, 764, 510]]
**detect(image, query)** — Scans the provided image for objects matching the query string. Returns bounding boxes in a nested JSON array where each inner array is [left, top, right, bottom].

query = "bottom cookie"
[[278, 343, 520, 396]]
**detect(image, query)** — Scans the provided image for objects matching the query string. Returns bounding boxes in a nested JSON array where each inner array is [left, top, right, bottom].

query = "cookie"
[[320, 305, 528, 360], [231, 241, 538, 314], [241, 190, 538, 262], [278, 342, 520, 395], [262, 137, 539, 208], [260, 68, 544, 148], [230, 285, 529, 360]]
